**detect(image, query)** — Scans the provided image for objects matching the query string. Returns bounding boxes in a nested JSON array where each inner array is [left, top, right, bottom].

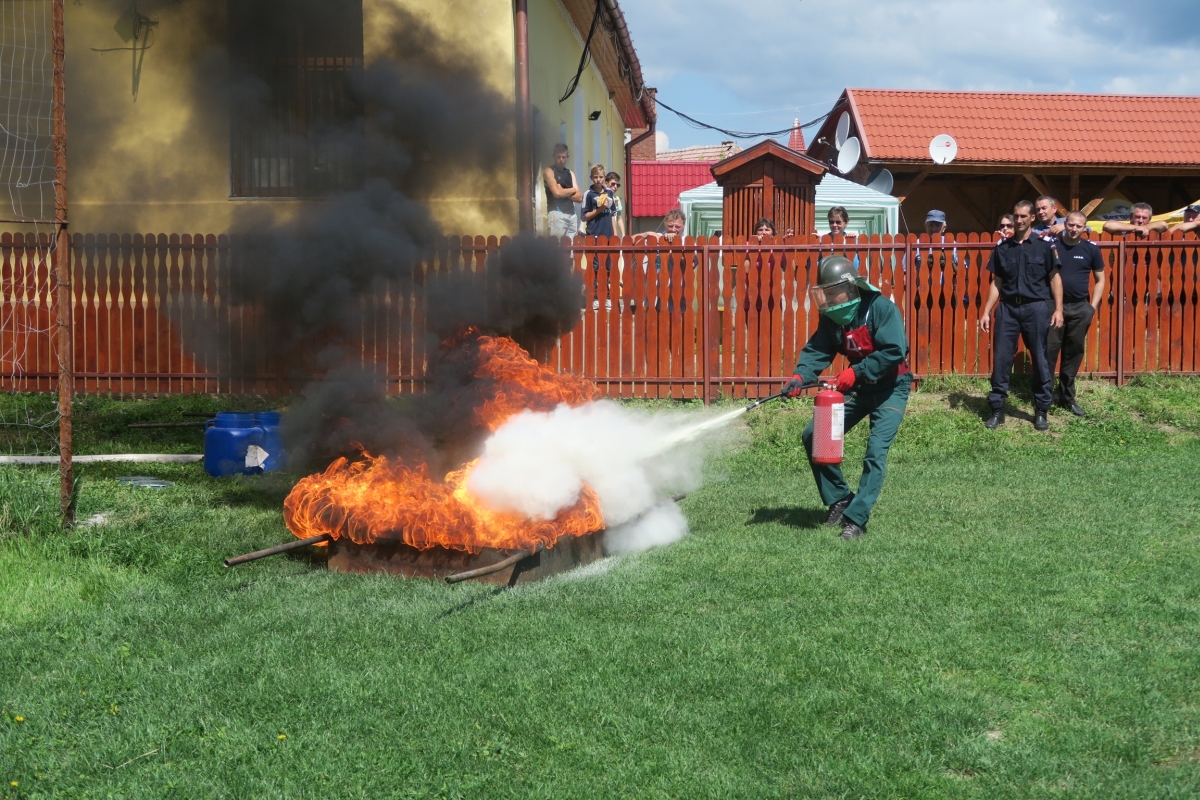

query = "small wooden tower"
[[711, 139, 827, 237]]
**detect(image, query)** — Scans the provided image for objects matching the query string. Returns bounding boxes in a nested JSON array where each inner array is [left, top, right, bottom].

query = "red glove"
[[834, 367, 857, 393]]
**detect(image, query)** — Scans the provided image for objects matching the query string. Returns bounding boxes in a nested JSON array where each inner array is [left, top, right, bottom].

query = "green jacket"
[[794, 291, 909, 385]]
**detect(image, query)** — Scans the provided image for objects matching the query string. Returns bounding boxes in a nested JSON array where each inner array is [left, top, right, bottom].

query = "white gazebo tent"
[[678, 173, 900, 238]]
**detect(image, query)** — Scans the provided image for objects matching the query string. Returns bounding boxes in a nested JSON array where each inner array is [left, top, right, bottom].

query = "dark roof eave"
[[867, 159, 1200, 172], [600, 0, 654, 127]]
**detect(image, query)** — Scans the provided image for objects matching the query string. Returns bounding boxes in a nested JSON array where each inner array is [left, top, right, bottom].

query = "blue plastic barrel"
[[253, 411, 285, 473], [204, 412, 261, 477]]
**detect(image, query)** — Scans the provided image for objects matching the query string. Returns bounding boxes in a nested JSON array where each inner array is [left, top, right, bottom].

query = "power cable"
[[559, 0, 603, 104], [655, 96, 846, 140]]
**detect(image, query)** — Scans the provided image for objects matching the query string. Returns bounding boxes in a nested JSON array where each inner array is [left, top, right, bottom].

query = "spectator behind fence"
[[754, 218, 776, 239], [925, 209, 947, 236], [582, 164, 614, 238], [996, 214, 1015, 239], [916, 209, 957, 270], [1032, 195, 1065, 238], [543, 143, 582, 237], [605, 172, 626, 238], [1103, 202, 1167, 237], [634, 208, 685, 244], [632, 209, 687, 313], [582, 164, 615, 310], [828, 206, 855, 238], [1045, 211, 1106, 418], [1168, 204, 1200, 235]]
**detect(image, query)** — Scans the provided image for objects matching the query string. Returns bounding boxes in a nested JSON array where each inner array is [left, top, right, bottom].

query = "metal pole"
[[513, 0, 533, 232], [223, 533, 334, 567], [904, 238, 917, 379], [52, 0, 73, 522], [1116, 238, 1125, 387], [701, 242, 711, 405]]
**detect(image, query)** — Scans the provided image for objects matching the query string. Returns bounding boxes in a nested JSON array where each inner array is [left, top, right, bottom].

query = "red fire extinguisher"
[[811, 385, 845, 465]]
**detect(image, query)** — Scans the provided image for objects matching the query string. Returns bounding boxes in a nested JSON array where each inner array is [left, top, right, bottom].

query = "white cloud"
[[620, 0, 1200, 147]]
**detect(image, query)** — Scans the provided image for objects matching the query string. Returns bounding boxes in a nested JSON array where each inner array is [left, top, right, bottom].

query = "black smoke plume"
[[166, 1, 586, 471]]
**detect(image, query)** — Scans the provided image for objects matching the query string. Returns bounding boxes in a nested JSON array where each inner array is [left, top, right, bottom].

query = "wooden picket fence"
[[2, 231, 1199, 399]]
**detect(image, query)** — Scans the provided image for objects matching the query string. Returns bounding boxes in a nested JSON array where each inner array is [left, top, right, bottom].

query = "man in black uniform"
[[1045, 211, 1106, 417], [979, 200, 1064, 431]]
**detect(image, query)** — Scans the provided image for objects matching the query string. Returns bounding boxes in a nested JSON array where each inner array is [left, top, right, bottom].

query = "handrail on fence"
[[2, 231, 1199, 398]]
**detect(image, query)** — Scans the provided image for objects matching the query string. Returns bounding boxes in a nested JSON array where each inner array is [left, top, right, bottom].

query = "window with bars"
[[228, 0, 365, 198]]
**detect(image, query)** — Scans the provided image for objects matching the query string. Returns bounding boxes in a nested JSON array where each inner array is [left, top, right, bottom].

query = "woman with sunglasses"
[[996, 214, 1015, 240]]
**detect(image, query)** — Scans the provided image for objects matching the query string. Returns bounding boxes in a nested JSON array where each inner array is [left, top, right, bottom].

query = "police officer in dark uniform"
[[979, 200, 1064, 431], [1045, 211, 1106, 417], [782, 256, 911, 540]]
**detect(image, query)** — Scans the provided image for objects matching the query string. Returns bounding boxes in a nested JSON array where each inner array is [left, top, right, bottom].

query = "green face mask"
[[822, 298, 861, 326]]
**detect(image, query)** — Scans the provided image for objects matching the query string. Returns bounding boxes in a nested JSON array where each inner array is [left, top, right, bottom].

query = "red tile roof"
[[788, 119, 805, 152], [840, 89, 1200, 166], [629, 160, 714, 217]]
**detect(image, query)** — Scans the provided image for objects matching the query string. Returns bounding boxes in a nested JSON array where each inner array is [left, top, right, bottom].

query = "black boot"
[[1068, 403, 1085, 417], [840, 521, 865, 540], [984, 409, 1005, 429], [1034, 411, 1049, 431], [824, 495, 853, 527]]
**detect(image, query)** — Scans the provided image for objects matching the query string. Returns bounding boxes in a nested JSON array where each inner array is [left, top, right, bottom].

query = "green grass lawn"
[[2, 378, 1200, 798]]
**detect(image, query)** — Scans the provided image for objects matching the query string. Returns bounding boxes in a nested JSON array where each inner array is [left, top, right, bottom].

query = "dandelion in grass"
[[13, 716, 23, 723], [278, 734, 286, 740], [11, 781, 18, 787]]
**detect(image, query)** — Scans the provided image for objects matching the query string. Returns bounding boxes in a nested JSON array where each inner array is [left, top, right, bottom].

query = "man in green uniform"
[[782, 256, 911, 540]]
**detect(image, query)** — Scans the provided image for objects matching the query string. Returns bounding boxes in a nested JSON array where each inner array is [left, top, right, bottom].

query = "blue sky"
[[620, 0, 1200, 150]]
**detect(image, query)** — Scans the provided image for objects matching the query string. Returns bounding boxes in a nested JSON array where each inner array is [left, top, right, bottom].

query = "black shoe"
[[824, 495, 853, 527], [1034, 412, 1049, 431], [984, 410, 1005, 429], [840, 521, 865, 540], [1068, 403, 1085, 417]]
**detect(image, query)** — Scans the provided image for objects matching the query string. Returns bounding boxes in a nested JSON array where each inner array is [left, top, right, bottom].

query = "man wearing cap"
[[915, 209, 958, 270], [1169, 204, 1200, 235], [1045, 211, 1106, 416], [979, 200, 1064, 431], [781, 256, 911, 540]]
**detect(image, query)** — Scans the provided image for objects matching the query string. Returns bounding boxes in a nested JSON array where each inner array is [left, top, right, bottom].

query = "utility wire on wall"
[[559, 0, 603, 103]]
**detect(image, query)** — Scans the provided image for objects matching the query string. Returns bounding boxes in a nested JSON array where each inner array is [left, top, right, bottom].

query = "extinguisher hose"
[[743, 381, 821, 412]]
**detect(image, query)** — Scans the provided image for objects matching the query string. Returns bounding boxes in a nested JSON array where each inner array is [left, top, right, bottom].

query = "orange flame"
[[282, 333, 602, 553]]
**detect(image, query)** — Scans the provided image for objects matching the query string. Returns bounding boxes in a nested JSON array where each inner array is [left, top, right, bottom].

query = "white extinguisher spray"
[[811, 385, 845, 465]]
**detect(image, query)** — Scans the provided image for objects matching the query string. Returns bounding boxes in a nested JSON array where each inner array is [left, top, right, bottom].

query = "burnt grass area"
[[2, 377, 1200, 798]]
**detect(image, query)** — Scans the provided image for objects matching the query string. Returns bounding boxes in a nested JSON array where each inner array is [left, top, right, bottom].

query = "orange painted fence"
[[2, 231, 1199, 398]]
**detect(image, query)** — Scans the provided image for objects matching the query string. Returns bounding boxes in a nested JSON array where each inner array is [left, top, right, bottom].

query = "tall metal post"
[[52, 0, 73, 521], [701, 242, 711, 405], [1116, 238, 1125, 387], [514, 0, 534, 232]]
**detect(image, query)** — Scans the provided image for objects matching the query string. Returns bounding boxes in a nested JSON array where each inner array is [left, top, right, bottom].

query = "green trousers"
[[801, 375, 910, 528]]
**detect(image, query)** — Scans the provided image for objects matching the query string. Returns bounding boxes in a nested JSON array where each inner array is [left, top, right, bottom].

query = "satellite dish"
[[866, 168, 894, 195], [835, 111, 851, 149], [837, 136, 861, 174], [929, 134, 958, 165]]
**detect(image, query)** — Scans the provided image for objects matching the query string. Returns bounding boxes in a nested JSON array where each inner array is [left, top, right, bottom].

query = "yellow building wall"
[[56, 0, 519, 236], [527, 0, 629, 234], [8, 0, 626, 236]]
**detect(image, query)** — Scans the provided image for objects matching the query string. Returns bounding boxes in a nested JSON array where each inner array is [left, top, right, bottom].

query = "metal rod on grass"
[[223, 534, 333, 567], [444, 545, 544, 585]]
